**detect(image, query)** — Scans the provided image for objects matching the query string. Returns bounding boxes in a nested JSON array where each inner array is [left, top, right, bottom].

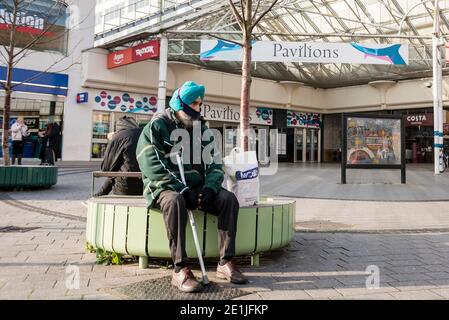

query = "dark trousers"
[[12, 141, 24, 165], [155, 189, 239, 267]]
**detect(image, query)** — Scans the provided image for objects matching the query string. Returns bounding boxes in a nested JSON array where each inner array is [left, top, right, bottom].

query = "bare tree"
[[227, 0, 279, 151], [0, 0, 72, 166]]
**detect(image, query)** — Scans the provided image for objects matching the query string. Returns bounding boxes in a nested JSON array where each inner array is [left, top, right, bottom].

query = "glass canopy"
[[94, 0, 449, 88]]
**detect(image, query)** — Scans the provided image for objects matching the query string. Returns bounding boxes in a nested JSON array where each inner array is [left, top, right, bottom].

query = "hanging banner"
[[200, 40, 408, 65]]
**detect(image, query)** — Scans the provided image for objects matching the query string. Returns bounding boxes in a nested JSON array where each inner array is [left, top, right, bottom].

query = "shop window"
[[92, 112, 111, 159], [0, 97, 64, 159]]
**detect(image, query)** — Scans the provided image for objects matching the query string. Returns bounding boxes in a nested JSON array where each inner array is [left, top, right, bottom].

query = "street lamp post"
[[433, 0, 444, 174]]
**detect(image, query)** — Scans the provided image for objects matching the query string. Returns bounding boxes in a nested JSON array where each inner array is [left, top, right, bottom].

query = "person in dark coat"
[[94, 116, 143, 196], [38, 120, 62, 164]]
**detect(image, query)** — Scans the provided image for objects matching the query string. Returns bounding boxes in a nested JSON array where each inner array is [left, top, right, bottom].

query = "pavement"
[[1, 162, 449, 300]]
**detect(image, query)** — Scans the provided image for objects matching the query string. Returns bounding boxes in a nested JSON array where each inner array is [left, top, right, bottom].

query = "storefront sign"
[[107, 40, 160, 69], [93, 90, 158, 115], [0, 116, 38, 129], [0, 0, 68, 53], [200, 40, 408, 65], [201, 103, 273, 125], [405, 114, 433, 126], [0, 66, 69, 96], [76, 92, 88, 103], [287, 111, 321, 128], [132, 41, 160, 62], [23, 117, 39, 130]]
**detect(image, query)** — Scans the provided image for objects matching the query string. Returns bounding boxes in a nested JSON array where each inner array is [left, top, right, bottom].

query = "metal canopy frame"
[[94, 0, 449, 89]]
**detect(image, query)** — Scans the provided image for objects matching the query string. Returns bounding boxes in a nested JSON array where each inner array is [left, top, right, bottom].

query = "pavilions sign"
[[200, 40, 408, 65], [107, 40, 160, 69], [0, 0, 68, 54], [202, 103, 273, 126]]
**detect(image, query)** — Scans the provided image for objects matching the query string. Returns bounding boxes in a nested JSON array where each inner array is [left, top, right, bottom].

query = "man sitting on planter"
[[136, 81, 247, 293]]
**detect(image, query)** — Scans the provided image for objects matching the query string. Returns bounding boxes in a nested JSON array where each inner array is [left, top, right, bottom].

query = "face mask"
[[178, 95, 202, 120]]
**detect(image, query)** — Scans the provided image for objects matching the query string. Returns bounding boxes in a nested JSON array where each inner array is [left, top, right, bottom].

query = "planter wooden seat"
[[85, 196, 296, 268], [0, 165, 58, 189]]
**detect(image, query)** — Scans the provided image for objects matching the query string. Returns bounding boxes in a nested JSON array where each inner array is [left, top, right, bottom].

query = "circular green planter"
[[0, 165, 58, 189], [85, 196, 296, 267]]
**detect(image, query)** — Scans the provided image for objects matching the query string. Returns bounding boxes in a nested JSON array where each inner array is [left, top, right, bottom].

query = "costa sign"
[[107, 40, 160, 69], [406, 114, 433, 126]]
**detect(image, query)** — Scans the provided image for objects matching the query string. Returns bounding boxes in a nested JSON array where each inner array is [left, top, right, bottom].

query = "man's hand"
[[198, 187, 216, 212], [182, 189, 199, 210]]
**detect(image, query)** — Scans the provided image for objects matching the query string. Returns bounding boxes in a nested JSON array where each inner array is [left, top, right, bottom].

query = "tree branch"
[[228, 0, 245, 29], [206, 33, 243, 47], [12, 5, 65, 58], [240, 0, 246, 22], [251, 0, 262, 22], [10, 39, 83, 89], [251, 0, 279, 31]]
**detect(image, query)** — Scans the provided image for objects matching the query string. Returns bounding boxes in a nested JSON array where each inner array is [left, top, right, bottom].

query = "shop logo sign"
[[236, 168, 259, 180], [108, 41, 160, 69], [406, 114, 433, 126], [132, 41, 159, 61], [113, 53, 125, 65], [107, 47, 133, 68], [0, 8, 44, 31]]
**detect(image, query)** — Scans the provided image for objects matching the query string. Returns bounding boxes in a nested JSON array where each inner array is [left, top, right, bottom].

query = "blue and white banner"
[[200, 40, 408, 65]]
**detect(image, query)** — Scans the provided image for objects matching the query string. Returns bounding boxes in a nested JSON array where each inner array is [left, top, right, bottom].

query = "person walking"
[[10, 117, 29, 165]]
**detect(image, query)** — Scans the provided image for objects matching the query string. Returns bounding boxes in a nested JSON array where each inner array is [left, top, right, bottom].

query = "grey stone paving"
[[260, 162, 449, 201], [1, 164, 449, 299], [2, 195, 449, 300]]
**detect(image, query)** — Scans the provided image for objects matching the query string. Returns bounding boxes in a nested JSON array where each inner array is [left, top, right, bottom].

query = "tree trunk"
[[240, 36, 252, 151], [2, 70, 13, 167], [2, 0, 17, 166]]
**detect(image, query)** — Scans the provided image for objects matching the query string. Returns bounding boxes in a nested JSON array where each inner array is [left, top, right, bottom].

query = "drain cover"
[[112, 276, 251, 300], [0, 226, 40, 233]]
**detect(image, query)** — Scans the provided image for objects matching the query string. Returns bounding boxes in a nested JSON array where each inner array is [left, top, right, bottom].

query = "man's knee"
[[158, 190, 187, 211], [217, 189, 239, 207]]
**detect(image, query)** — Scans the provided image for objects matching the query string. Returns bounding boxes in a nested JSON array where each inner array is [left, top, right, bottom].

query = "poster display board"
[[341, 113, 405, 184]]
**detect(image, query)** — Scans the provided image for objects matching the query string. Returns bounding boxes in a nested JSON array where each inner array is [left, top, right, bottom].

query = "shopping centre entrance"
[[294, 127, 321, 163]]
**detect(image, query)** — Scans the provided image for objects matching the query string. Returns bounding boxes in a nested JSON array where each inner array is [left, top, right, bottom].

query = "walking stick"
[[176, 151, 209, 285]]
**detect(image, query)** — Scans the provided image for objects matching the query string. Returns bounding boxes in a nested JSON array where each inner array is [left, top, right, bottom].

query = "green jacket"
[[136, 108, 225, 208]]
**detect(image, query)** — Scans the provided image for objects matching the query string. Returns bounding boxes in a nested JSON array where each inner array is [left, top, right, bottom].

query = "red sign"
[[132, 40, 160, 62], [107, 40, 160, 69], [107, 47, 133, 69], [405, 114, 433, 126]]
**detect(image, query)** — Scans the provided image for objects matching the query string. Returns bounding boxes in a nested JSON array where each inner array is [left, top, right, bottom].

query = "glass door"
[[294, 128, 304, 162], [306, 129, 320, 162], [91, 111, 111, 159]]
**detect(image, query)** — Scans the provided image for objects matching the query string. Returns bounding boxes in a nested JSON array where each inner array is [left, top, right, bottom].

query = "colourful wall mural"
[[93, 90, 158, 115], [287, 111, 321, 128]]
